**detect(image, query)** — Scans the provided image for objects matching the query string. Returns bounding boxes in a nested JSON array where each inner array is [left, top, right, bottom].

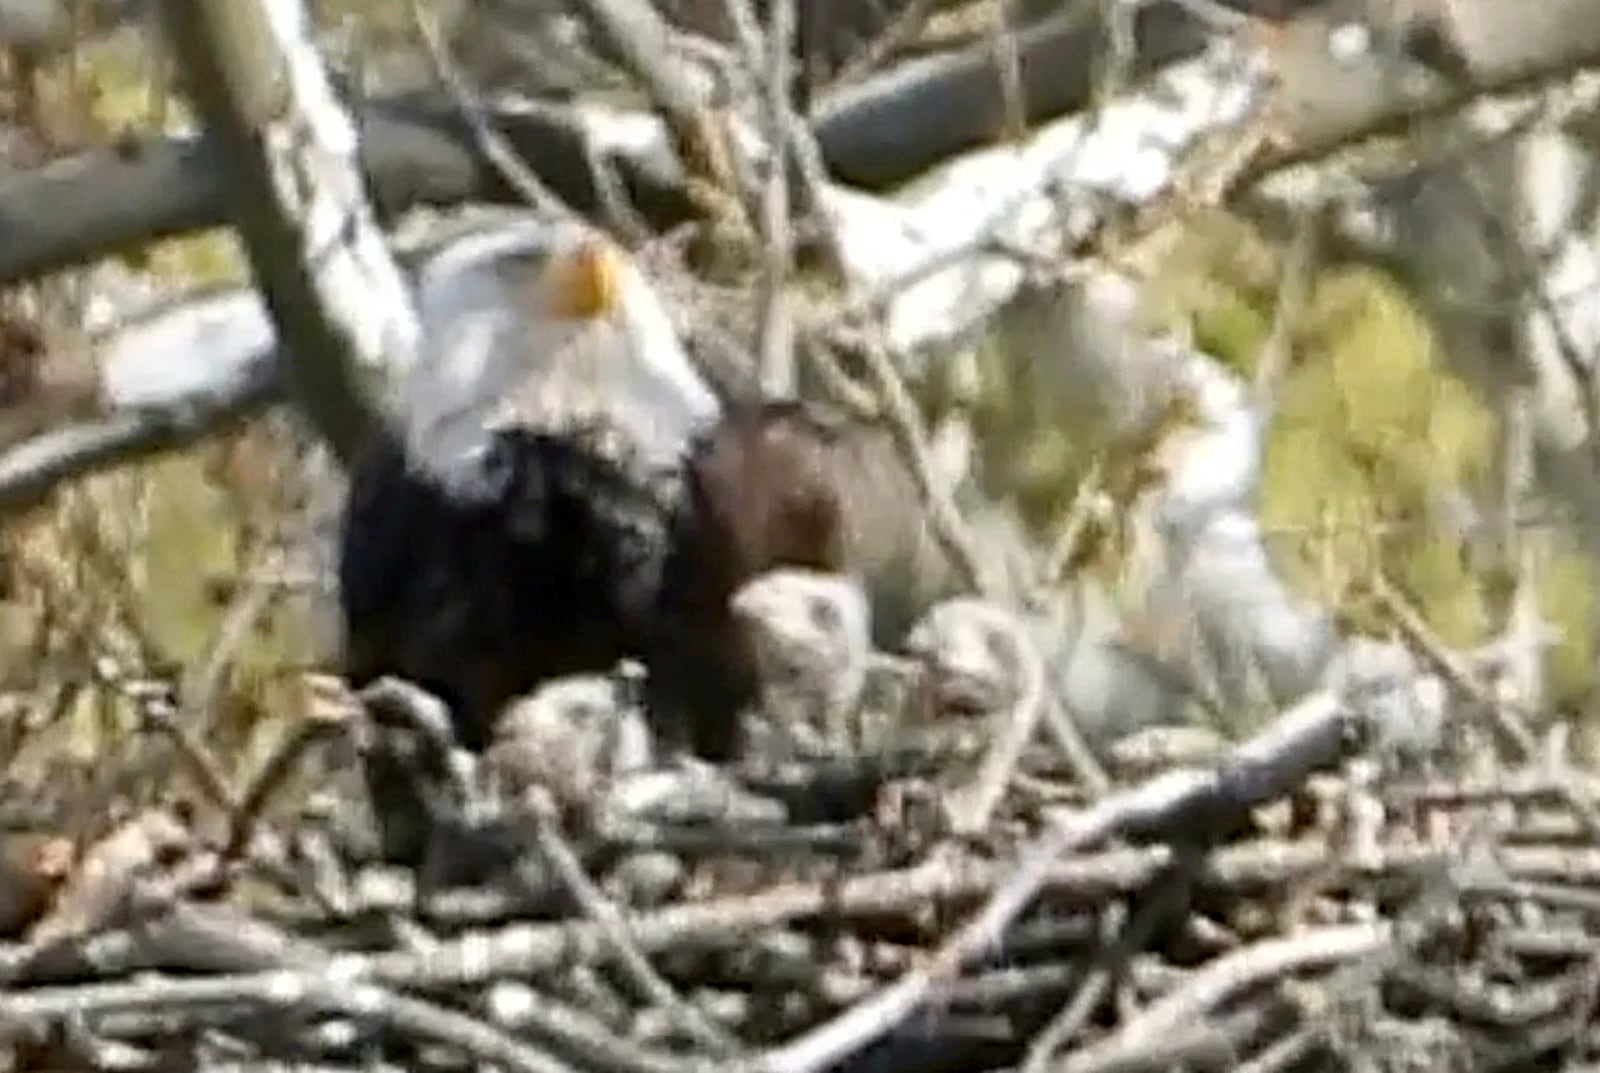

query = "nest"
[[0, 661, 1594, 1073]]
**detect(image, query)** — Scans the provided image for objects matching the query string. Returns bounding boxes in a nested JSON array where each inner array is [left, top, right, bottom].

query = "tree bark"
[[156, 0, 421, 466]]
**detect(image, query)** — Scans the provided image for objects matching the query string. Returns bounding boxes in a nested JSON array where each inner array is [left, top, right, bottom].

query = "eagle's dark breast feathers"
[[338, 423, 676, 752]]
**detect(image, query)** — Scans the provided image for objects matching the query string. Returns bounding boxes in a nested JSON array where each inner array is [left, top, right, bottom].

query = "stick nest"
[[0, 663, 1592, 1073]]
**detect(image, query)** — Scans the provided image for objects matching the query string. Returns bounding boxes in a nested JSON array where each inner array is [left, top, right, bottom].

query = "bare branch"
[[760, 689, 1355, 1073], [0, 972, 584, 1073], [522, 796, 745, 1055], [407, 0, 579, 222], [0, 386, 270, 513], [1239, 0, 1600, 183], [755, 0, 797, 398], [1061, 924, 1393, 1073]]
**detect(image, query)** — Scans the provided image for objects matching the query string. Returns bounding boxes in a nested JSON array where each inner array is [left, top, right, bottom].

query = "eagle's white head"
[[398, 214, 721, 474]]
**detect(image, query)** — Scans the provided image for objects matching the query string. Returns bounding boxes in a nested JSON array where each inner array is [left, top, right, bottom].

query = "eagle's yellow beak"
[[542, 237, 624, 321]]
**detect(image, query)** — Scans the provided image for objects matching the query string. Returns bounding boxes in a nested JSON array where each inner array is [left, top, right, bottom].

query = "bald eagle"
[[337, 215, 958, 780]]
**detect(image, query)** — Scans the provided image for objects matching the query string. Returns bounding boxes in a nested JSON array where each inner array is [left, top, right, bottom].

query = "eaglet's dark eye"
[[809, 594, 840, 630]]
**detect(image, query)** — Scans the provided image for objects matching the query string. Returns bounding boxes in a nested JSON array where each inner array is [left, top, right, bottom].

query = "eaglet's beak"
[[540, 236, 625, 321]]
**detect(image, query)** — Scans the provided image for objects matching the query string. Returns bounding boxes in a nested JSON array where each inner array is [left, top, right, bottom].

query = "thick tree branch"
[[1243, 0, 1600, 183], [5, 1, 1598, 294], [155, 0, 421, 466], [0, 386, 271, 513], [0, 98, 697, 285], [0, 1, 1215, 286], [810, 0, 1212, 188]]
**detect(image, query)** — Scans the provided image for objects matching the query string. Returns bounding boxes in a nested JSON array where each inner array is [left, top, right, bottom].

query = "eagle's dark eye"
[[472, 435, 520, 499]]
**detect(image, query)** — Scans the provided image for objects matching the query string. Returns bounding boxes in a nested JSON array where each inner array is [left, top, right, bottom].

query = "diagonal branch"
[[156, 0, 421, 467]]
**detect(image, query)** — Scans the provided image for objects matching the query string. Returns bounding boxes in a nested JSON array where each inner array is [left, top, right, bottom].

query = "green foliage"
[[1262, 263, 1497, 645], [121, 234, 247, 288], [1140, 212, 1279, 379], [134, 454, 245, 668], [965, 338, 1095, 533], [1542, 546, 1599, 710]]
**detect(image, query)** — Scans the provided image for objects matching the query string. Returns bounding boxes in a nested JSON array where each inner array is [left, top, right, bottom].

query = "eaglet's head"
[[730, 567, 872, 688], [905, 598, 1030, 717]]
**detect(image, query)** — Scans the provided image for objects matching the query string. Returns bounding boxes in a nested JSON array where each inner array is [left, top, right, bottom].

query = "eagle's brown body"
[[648, 402, 854, 760], [339, 397, 956, 765], [336, 225, 959, 861]]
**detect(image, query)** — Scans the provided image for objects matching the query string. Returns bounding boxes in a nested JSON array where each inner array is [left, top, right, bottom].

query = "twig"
[[566, 0, 750, 225], [826, 0, 940, 91], [93, 660, 234, 819], [1454, 162, 1600, 480], [767, 78, 846, 275], [1023, 863, 1194, 1071], [1233, 1026, 1323, 1073], [759, 689, 1354, 1073], [1038, 457, 1108, 591], [597, 821, 865, 857], [797, 335, 881, 416], [185, 547, 283, 729], [1368, 572, 1600, 841], [1056, 1003, 1279, 1073], [1061, 924, 1393, 1073], [949, 605, 1110, 830], [223, 714, 348, 860], [488, 982, 698, 1073], [1089, 0, 1136, 113], [717, 0, 843, 275], [581, 124, 653, 246], [408, 0, 578, 223], [1389, 772, 1600, 808], [1019, 458, 1123, 799], [94, 896, 335, 976], [1386, 957, 1588, 1027], [755, 0, 797, 398], [1251, 207, 1320, 420], [567, 0, 715, 145], [991, 0, 1027, 144], [848, 328, 988, 595], [522, 795, 745, 1056], [0, 972, 583, 1073]]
